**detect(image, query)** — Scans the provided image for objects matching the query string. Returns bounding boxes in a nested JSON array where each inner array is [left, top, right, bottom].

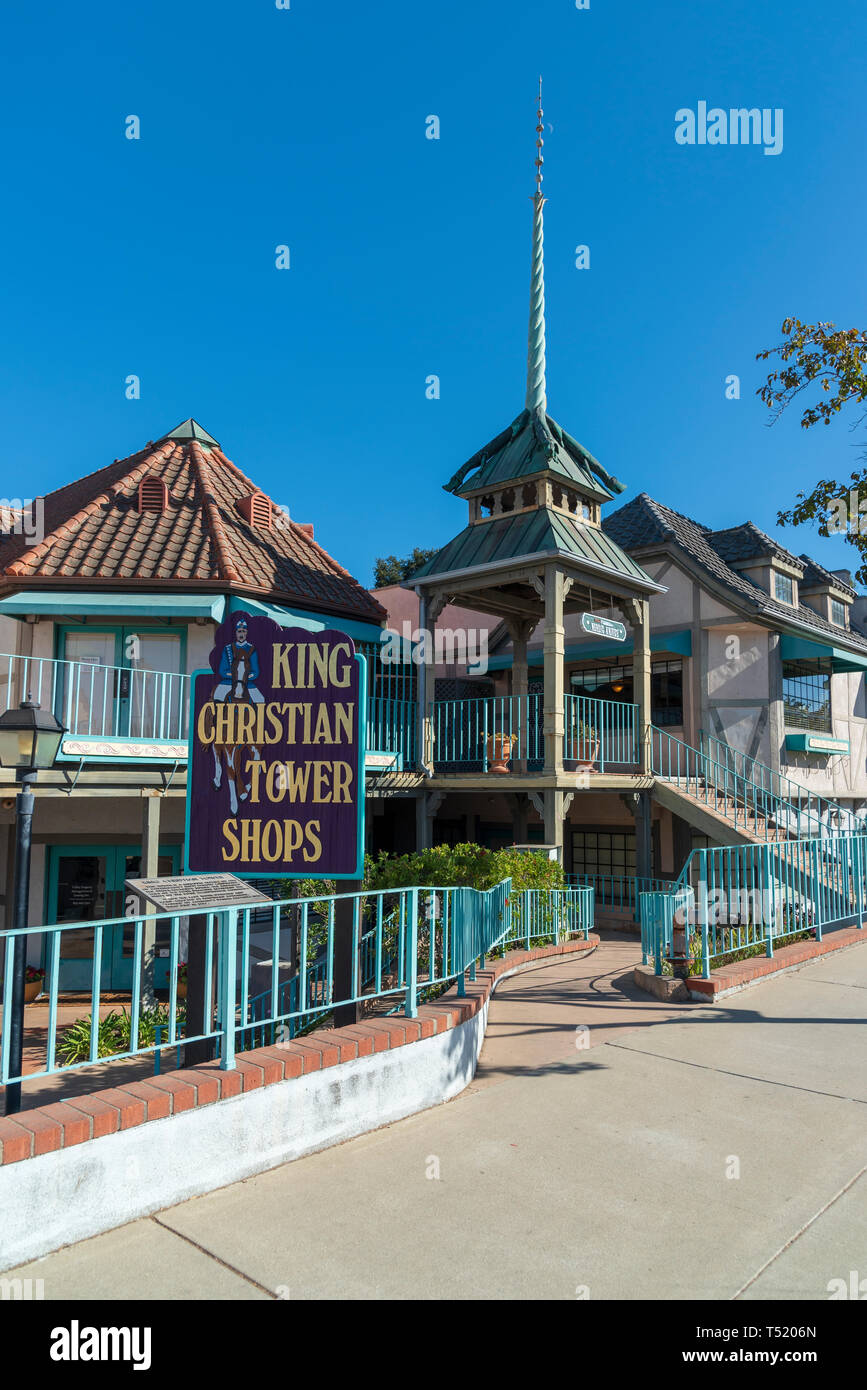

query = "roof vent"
[[297, 522, 314, 539], [138, 475, 169, 514], [236, 492, 273, 531]]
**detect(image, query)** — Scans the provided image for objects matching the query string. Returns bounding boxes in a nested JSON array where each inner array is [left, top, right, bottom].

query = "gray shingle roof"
[[603, 493, 867, 654]]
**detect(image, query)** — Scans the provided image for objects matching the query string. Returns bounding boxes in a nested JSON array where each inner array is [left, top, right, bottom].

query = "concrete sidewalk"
[[8, 935, 867, 1300]]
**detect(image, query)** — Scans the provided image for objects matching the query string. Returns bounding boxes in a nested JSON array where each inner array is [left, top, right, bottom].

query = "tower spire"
[[525, 77, 547, 414]]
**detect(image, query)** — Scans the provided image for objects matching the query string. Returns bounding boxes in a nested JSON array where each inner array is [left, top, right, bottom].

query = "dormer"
[[799, 558, 855, 627], [707, 523, 805, 606], [235, 492, 273, 531], [137, 474, 169, 514]]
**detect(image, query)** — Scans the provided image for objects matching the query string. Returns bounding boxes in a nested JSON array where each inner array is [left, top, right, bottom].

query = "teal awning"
[[779, 633, 867, 673], [229, 596, 383, 647], [487, 628, 692, 671], [0, 591, 225, 621]]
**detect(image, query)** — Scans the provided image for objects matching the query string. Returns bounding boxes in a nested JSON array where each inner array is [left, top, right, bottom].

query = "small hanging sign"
[[580, 613, 627, 642]]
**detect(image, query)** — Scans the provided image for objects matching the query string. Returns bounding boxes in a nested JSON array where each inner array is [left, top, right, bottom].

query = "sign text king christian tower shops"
[[185, 612, 365, 878]]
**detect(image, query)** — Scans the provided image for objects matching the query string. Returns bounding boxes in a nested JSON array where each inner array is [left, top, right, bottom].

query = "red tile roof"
[[0, 420, 385, 625]]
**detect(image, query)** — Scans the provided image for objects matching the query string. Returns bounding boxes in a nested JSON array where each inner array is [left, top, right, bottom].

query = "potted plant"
[[176, 961, 187, 999], [24, 965, 45, 1003], [571, 717, 599, 769], [486, 729, 515, 773]]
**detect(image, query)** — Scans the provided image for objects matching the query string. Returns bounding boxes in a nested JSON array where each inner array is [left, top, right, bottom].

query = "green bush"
[[363, 843, 564, 894], [58, 1004, 186, 1066]]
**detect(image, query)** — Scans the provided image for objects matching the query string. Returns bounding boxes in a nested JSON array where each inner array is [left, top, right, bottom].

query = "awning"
[[0, 591, 225, 621], [229, 596, 384, 647], [779, 633, 867, 673], [487, 628, 692, 671]]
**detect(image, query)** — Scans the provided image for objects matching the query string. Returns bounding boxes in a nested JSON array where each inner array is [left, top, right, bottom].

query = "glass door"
[[122, 629, 183, 740], [59, 631, 118, 739], [49, 844, 181, 991]]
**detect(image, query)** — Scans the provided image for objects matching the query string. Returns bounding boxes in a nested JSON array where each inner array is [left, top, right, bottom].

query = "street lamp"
[[0, 699, 64, 1115]]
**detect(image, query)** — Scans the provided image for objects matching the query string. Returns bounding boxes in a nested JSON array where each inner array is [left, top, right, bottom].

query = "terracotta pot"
[[24, 979, 43, 1003], [176, 980, 187, 999], [574, 738, 600, 769], [486, 733, 515, 773]]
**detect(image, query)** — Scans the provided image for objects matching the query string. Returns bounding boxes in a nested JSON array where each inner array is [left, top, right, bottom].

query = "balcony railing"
[[0, 651, 189, 744], [430, 692, 640, 773], [367, 695, 416, 768], [0, 652, 419, 767]]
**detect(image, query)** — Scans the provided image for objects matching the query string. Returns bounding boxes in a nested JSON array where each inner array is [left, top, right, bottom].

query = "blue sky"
[[1, 0, 865, 588]]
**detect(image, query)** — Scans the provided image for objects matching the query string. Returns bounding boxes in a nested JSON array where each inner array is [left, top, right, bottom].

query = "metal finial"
[[534, 76, 544, 195]]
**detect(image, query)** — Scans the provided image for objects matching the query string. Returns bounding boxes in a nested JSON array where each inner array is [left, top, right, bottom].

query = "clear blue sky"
[[1, 0, 865, 588]]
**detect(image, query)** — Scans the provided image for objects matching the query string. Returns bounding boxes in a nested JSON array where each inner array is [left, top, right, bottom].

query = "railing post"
[[857, 837, 865, 929], [217, 908, 238, 1070], [405, 887, 419, 1017], [699, 879, 711, 979]]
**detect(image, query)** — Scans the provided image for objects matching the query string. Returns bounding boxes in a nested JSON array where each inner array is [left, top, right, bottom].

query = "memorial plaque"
[[125, 872, 273, 914]]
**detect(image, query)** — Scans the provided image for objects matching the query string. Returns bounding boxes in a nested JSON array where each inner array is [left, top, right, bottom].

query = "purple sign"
[[185, 612, 365, 878]]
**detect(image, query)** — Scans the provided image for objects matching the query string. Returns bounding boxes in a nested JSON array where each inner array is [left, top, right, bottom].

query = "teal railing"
[[651, 726, 834, 842], [505, 886, 593, 948], [570, 873, 671, 915], [564, 694, 639, 770], [430, 692, 639, 772], [3, 877, 566, 1101], [699, 732, 854, 840], [432, 693, 542, 770], [638, 886, 694, 971], [641, 835, 866, 978], [367, 695, 416, 768]]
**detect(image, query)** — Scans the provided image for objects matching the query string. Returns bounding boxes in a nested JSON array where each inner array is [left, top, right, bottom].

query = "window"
[[572, 829, 636, 879], [831, 598, 847, 627], [773, 571, 795, 605], [782, 658, 831, 732], [570, 659, 683, 726]]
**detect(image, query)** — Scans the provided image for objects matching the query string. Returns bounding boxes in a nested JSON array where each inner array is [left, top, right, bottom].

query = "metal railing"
[[570, 873, 671, 915], [641, 835, 867, 978], [505, 886, 594, 949], [0, 651, 189, 743], [367, 695, 416, 767], [699, 732, 854, 840], [651, 726, 831, 842], [0, 652, 419, 764], [639, 886, 694, 971], [431, 693, 543, 771], [1, 878, 539, 1099], [564, 694, 639, 770], [429, 693, 639, 772]]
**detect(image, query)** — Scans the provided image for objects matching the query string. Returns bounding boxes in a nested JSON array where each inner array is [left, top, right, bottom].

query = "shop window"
[[569, 660, 683, 725], [782, 658, 832, 732], [572, 829, 637, 879]]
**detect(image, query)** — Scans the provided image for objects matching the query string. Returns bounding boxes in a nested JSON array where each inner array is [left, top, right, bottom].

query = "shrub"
[[57, 1004, 186, 1066]]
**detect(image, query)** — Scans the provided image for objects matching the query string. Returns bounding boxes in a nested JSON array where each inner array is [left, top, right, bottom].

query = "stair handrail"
[[699, 730, 855, 836], [650, 726, 831, 841]]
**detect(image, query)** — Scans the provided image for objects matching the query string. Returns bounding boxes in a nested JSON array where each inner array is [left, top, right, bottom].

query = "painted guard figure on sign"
[[211, 616, 263, 814]]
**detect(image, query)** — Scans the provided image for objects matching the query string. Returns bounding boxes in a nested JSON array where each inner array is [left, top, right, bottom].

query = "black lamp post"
[[0, 699, 64, 1115]]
